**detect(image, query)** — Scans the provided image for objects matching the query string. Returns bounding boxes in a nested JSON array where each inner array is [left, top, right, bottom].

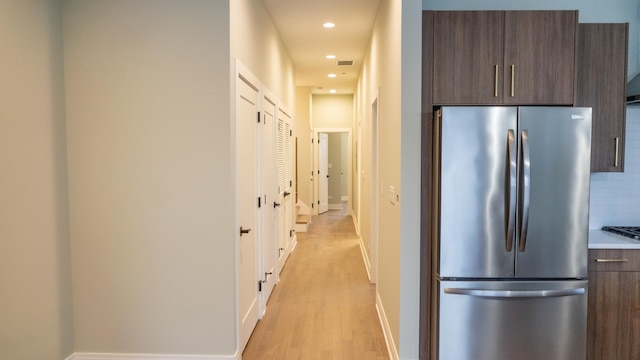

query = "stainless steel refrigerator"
[[432, 107, 592, 360]]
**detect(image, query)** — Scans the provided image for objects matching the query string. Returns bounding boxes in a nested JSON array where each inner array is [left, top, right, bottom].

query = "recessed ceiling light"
[[328, 73, 337, 78], [323, 22, 335, 28], [326, 55, 336, 59], [329, 89, 337, 94]]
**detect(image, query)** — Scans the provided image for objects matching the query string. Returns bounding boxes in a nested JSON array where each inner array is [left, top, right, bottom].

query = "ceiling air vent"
[[337, 60, 354, 66]]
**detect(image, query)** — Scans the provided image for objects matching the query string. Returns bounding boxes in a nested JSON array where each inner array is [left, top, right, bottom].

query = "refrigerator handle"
[[519, 130, 531, 252], [506, 129, 516, 252], [444, 287, 585, 299]]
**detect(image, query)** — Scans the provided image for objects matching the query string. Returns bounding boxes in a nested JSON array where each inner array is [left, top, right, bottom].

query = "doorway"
[[313, 128, 352, 217]]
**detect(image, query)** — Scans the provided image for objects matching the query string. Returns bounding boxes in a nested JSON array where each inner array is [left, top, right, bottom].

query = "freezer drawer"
[[437, 280, 587, 360]]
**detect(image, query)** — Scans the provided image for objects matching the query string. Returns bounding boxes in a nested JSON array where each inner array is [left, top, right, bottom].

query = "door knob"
[[273, 202, 281, 208], [326, 175, 330, 178], [240, 227, 251, 236], [284, 191, 291, 197]]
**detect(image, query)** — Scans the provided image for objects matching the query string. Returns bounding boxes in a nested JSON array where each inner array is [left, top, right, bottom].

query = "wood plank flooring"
[[242, 206, 389, 360]]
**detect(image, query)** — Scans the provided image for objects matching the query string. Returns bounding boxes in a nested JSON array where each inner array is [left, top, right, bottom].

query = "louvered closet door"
[[276, 112, 291, 272]]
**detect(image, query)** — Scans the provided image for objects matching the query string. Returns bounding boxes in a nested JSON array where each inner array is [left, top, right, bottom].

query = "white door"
[[318, 132, 329, 214], [259, 94, 277, 313], [236, 65, 259, 352], [275, 107, 295, 273], [276, 116, 290, 272]]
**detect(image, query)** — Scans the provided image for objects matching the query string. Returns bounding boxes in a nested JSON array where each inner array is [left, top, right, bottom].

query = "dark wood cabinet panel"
[[433, 10, 577, 106], [432, 11, 504, 105], [576, 23, 628, 173], [503, 11, 577, 105], [587, 269, 640, 360]]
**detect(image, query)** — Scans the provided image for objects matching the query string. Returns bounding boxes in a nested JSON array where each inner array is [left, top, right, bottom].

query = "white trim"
[[328, 204, 343, 210], [358, 236, 372, 282], [350, 208, 360, 235], [376, 293, 399, 360], [341, 195, 348, 201], [70, 352, 239, 360]]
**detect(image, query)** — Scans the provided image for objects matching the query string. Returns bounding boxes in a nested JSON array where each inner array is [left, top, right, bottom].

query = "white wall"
[[312, 94, 355, 128], [295, 87, 313, 207], [590, 108, 640, 228], [64, 0, 235, 355], [356, 0, 408, 357], [423, 0, 640, 79], [0, 1, 74, 359], [230, 0, 295, 108]]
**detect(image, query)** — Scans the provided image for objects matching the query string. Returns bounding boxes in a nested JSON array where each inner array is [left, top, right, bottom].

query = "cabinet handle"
[[494, 65, 499, 97], [614, 137, 620, 167], [510, 65, 515, 97], [594, 258, 628, 263]]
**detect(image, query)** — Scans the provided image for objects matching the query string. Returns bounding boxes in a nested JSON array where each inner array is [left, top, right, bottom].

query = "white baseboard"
[[376, 293, 399, 360], [358, 236, 372, 282], [350, 208, 360, 235], [328, 204, 343, 210], [341, 195, 348, 201], [70, 352, 239, 360]]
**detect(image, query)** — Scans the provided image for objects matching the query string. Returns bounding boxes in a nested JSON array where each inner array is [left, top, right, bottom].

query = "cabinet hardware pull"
[[614, 137, 620, 167], [494, 65, 499, 97], [510, 65, 515, 97], [594, 258, 628, 263]]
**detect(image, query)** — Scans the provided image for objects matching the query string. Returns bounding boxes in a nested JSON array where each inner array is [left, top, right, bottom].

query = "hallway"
[[242, 206, 389, 359]]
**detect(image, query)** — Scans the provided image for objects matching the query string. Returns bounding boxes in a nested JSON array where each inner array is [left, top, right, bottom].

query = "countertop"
[[588, 229, 640, 249]]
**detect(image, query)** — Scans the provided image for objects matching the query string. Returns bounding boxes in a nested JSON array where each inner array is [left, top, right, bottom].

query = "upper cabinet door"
[[433, 11, 504, 105], [503, 11, 577, 105], [576, 23, 628, 173]]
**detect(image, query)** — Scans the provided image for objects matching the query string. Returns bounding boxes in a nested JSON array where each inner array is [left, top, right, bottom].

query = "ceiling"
[[263, 0, 382, 95]]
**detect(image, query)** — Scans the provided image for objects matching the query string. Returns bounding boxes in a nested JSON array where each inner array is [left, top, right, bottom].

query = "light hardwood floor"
[[242, 205, 389, 359]]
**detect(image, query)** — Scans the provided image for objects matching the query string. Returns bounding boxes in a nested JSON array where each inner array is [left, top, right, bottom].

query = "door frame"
[[313, 128, 352, 216], [370, 95, 379, 284]]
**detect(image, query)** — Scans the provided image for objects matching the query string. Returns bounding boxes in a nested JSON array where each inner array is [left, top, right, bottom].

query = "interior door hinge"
[[312, 203, 314, 208], [317, 170, 320, 174], [290, 229, 295, 237], [290, 130, 292, 136], [289, 180, 292, 187], [257, 111, 261, 123], [258, 281, 262, 292], [318, 200, 320, 205], [258, 197, 261, 208]]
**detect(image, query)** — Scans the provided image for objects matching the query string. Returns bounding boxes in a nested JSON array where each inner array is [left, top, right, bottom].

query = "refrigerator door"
[[437, 280, 587, 360], [438, 107, 517, 278], [515, 107, 591, 278]]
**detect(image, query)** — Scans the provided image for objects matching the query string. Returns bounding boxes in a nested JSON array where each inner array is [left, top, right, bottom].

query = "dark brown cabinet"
[[576, 23, 628, 173], [587, 249, 640, 360], [433, 11, 577, 105]]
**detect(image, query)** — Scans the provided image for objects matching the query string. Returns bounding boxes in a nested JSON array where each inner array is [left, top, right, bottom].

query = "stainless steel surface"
[[506, 129, 516, 252], [444, 287, 585, 298], [438, 280, 588, 360], [518, 129, 530, 253], [434, 106, 591, 360], [438, 107, 517, 278], [515, 107, 591, 278]]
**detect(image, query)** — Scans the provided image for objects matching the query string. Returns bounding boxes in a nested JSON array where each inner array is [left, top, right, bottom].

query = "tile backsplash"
[[589, 107, 640, 229]]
